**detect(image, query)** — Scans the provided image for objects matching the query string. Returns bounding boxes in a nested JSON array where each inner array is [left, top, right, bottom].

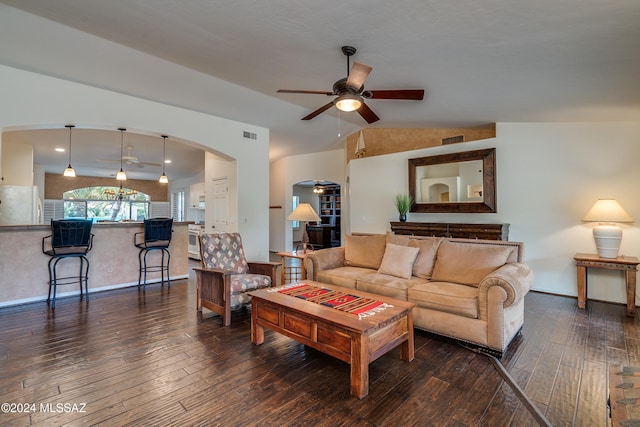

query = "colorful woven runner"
[[275, 283, 393, 319]]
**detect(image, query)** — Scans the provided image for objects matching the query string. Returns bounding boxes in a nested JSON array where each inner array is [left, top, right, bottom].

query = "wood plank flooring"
[[1, 266, 638, 426]]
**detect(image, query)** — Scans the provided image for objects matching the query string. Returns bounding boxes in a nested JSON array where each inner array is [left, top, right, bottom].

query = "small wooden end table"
[[574, 253, 639, 317], [275, 250, 311, 285]]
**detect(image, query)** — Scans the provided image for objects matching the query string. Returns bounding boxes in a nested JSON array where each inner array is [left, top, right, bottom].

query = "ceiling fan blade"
[[139, 161, 163, 167], [277, 89, 333, 96], [301, 101, 335, 120], [346, 61, 372, 89], [364, 89, 425, 100], [357, 101, 380, 124]]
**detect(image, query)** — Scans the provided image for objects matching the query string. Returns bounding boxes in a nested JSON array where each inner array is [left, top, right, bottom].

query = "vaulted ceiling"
[[1, 1, 639, 179]]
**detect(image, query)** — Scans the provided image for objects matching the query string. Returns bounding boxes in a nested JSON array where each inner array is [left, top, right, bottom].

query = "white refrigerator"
[[0, 185, 43, 225]]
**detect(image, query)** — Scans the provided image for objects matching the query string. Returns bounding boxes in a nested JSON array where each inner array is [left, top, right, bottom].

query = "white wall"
[[269, 149, 345, 252], [349, 122, 640, 305], [0, 65, 270, 259]]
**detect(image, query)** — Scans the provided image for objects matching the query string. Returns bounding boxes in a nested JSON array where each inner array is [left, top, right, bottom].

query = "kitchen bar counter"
[[0, 221, 191, 307]]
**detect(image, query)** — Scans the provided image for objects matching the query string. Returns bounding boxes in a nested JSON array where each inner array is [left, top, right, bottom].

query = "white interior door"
[[212, 177, 229, 232]]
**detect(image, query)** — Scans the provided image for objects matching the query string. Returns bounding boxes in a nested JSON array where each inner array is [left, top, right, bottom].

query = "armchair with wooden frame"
[[194, 232, 279, 326]]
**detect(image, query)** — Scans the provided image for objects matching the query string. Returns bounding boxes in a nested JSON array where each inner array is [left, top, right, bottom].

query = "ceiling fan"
[[98, 146, 162, 169], [277, 46, 425, 124]]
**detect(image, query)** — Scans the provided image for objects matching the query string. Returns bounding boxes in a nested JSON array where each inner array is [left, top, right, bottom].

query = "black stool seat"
[[134, 218, 173, 289], [42, 220, 94, 309]]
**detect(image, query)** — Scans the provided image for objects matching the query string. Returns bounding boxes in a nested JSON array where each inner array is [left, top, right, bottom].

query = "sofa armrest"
[[478, 262, 534, 308], [248, 261, 280, 285], [303, 247, 346, 281]]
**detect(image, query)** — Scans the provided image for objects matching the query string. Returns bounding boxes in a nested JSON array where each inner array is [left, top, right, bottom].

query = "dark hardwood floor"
[[1, 264, 638, 426]]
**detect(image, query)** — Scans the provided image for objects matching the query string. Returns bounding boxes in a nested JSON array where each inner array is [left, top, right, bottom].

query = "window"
[[291, 195, 300, 229], [172, 190, 185, 222], [62, 186, 150, 221]]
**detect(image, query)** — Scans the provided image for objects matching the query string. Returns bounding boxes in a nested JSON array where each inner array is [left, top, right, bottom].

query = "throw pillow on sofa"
[[344, 234, 387, 269], [408, 237, 443, 279], [431, 240, 514, 286], [377, 243, 420, 279]]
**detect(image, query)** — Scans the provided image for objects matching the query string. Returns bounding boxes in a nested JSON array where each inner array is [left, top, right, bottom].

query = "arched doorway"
[[291, 180, 341, 250]]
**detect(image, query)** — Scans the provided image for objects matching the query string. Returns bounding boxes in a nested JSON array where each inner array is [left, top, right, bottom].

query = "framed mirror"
[[408, 148, 496, 213]]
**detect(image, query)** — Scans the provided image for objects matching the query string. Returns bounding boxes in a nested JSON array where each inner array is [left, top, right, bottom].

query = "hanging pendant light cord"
[[120, 129, 124, 171], [162, 136, 166, 175], [67, 125, 73, 165]]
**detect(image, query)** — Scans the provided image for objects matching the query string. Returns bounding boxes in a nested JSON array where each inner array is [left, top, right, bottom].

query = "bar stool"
[[134, 218, 173, 289], [41, 219, 94, 309]]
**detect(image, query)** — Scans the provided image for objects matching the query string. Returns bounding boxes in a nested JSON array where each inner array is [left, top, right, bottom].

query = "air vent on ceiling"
[[442, 135, 464, 145], [243, 131, 257, 140]]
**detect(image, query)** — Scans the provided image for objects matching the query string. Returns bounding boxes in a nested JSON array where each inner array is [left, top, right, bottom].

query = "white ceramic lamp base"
[[593, 224, 622, 258]]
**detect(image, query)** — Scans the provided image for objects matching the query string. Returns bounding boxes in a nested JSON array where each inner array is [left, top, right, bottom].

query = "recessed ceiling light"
[[55, 148, 65, 152], [164, 159, 172, 164]]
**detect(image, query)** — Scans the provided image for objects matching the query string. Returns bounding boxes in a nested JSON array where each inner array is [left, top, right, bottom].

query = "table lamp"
[[582, 198, 634, 258], [287, 202, 321, 253]]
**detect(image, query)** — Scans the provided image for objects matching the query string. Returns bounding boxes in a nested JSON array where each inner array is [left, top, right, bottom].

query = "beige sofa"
[[304, 233, 534, 356]]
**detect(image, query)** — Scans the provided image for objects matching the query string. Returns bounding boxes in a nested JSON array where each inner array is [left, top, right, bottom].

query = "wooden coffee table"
[[249, 281, 414, 398]]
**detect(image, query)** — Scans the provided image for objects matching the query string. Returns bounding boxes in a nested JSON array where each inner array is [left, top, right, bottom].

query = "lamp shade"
[[582, 199, 633, 223], [287, 203, 321, 222]]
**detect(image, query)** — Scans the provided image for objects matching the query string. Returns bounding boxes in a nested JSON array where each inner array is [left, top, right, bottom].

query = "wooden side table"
[[276, 250, 311, 285], [574, 253, 639, 317]]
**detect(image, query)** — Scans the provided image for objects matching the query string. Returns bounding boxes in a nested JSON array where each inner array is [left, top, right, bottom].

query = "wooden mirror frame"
[[408, 147, 496, 213]]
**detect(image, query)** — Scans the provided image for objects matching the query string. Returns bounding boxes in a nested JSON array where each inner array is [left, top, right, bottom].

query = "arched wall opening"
[[290, 180, 341, 250], [0, 64, 270, 261]]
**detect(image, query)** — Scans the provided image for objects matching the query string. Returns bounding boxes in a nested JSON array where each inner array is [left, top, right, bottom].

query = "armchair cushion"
[[229, 274, 271, 294], [201, 233, 249, 273]]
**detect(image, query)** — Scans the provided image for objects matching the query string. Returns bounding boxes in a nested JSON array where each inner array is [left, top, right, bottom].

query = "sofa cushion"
[[377, 243, 420, 279], [344, 234, 387, 269], [408, 281, 479, 319], [431, 241, 513, 286], [408, 237, 443, 279], [316, 266, 375, 289], [356, 273, 428, 300]]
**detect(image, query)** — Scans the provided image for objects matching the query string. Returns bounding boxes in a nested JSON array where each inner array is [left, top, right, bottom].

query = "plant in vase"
[[395, 193, 413, 222]]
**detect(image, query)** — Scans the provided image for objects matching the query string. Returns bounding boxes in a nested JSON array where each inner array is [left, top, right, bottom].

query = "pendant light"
[[62, 124, 76, 177], [158, 135, 169, 184], [116, 128, 127, 181]]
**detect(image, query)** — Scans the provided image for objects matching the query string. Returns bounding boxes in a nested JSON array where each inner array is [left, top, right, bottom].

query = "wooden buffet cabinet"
[[390, 222, 509, 241]]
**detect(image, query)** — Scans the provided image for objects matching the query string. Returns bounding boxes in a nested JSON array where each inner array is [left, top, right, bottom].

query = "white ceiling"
[[1, 1, 639, 179]]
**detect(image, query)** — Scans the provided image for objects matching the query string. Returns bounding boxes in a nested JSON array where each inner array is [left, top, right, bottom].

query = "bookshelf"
[[308, 184, 341, 248]]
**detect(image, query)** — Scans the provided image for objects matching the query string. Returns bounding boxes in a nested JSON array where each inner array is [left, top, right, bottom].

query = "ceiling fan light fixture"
[[116, 128, 127, 181], [313, 183, 324, 194], [62, 124, 76, 177], [335, 93, 362, 112]]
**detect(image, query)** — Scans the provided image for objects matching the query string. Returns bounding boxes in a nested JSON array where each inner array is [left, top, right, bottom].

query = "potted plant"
[[395, 193, 413, 222]]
